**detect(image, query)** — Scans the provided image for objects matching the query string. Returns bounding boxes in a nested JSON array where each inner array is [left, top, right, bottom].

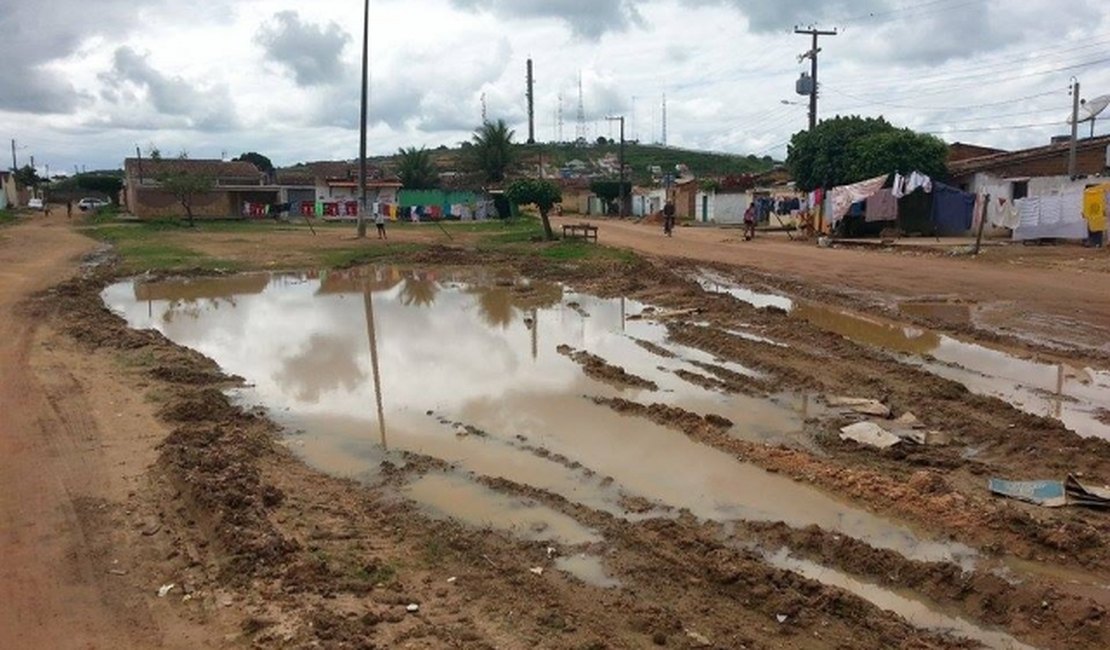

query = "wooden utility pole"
[[973, 194, 990, 255], [794, 27, 837, 131]]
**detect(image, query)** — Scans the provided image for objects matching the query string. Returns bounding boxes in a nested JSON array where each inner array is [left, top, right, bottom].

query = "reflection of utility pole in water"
[[363, 290, 387, 449], [530, 308, 538, 360], [1054, 364, 1065, 419]]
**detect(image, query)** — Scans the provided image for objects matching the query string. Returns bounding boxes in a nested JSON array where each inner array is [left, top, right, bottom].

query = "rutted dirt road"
[[3, 213, 1109, 648], [554, 216, 1110, 354]]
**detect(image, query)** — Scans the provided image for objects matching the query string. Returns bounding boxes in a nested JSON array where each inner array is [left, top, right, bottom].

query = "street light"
[[605, 115, 625, 218]]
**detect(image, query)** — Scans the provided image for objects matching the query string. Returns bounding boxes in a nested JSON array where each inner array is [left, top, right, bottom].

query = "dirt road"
[[0, 215, 223, 648], [4, 213, 1109, 649], [555, 216, 1110, 353]]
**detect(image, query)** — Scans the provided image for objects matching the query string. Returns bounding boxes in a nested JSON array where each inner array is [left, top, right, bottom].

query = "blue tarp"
[[988, 478, 1067, 507], [930, 183, 976, 235]]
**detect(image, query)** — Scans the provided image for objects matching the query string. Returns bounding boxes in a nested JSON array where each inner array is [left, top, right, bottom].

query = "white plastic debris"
[[546, 546, 557, 558], [157, 583, 176, 598], [529, 567, 544, 576], [406, 603, 420, 613], [827, 396, 891, 417], [776, 614, 789, 624], [446, 576, 457, 584], [839, 422, 902, 449]]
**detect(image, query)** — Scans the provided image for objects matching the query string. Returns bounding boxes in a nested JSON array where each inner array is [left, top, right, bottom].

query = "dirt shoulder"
[[0, 215, 235, 648]]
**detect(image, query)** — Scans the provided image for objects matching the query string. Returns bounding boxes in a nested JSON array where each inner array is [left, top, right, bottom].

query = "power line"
[[921, 120, 1063, 135], [822, 86, 1062, 112]]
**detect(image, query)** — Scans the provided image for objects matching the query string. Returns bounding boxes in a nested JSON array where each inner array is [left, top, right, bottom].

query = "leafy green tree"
[[158, 171, 215, 227], [471, 119, 515, 183], [13, 164, 41, 188], [233, 152, 275, 175], [396, 146, 439, 189], [505, 178, 562, 240], [76, 175, 123, 202], [589, 179, 631, 214], [787, 116, 948, 191]]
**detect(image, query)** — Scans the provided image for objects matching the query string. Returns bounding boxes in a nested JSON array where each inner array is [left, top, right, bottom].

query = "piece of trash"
[[406, 603, 420, 613], [684, 629, 712, 646], [776, 614, 789, 624], [107, 569, 128, 576], [529, 567, 544, 576], [839, 422, 902, 449], [157, 583, 176, 598], [896, 412, 923, 428], [446, 576, 457, 584], [546, 546, 557, 558], [182, 594, 193, 603], [827, 396, 891, 417], [891, 427, 926, 445], [988, 478, 1067, 507], [1065, 474, 1110, 508]]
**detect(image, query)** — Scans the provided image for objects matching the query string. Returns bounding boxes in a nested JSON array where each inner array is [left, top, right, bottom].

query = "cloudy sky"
[[4, 0, 1110, 174]]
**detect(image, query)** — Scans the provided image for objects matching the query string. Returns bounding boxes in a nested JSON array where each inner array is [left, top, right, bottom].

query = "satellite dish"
[[1068, 94, 1110, 124]]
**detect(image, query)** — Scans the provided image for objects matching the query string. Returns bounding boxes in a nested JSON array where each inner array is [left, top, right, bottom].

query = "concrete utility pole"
[[356, 0, 370, 239], [526, 58, 536, 144], [1069, 78, 1080, 178], [794, 27, 837, 131], [606, 115, 626, 217], [10, 139, 16, 171]]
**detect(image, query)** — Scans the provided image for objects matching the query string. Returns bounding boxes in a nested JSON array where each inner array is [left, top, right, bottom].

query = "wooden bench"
[[562, 223, 599, 242]]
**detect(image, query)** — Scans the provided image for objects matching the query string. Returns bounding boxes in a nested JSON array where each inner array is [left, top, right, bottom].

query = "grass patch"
[[0, 209, 17, 226], [316, 243, 422, 269]]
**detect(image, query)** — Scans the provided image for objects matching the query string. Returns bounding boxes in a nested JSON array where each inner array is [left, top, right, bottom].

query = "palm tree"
[[471, 119, 515, 184], [396, 146, 439, 189]]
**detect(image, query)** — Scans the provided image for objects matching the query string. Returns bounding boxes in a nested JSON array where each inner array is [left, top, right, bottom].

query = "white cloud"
[[2, 0, 1108, 171]]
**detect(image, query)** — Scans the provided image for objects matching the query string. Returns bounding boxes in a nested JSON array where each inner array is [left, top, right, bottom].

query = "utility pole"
[[794, 26, 837, 131], [526, 58, 536, 144], [1069, 78, 1080, 178], [606, 115, 626, 217], [10, 139, 16, 171], [357, 0, 370, 238]]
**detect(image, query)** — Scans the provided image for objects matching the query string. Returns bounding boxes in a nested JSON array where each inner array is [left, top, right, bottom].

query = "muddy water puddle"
[[697, 270, 1110, 440], [103, 268, 974, 566], [764, 549, 1037, 650]]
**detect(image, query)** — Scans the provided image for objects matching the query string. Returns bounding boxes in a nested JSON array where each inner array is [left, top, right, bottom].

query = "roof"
[[276, 161, 391, 186], [124, 158, 263, 181], [947, 142, 1008, 163], [949, 135, 1110, 176]]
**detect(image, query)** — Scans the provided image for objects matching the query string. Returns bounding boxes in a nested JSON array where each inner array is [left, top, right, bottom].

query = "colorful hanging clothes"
[[930, 183, 976, 235], [864, 189, 898, 222], [1083, 185, 1108, 233], [829, 175, 887, 224], [1012, 191, 1087, 241]]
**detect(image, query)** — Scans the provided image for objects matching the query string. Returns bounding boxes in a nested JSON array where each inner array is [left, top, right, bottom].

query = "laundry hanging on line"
[[1012, 192, 1087, 241], [829, 174, 887, 224]]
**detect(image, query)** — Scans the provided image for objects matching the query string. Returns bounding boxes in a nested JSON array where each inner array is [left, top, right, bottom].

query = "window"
[[1011, 180, 1028, 200]]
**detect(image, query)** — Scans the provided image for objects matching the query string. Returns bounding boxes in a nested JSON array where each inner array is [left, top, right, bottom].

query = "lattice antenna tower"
[[575, 72, 587, 143], [481, 92, 487, 123], [557, 92, 564, 142]]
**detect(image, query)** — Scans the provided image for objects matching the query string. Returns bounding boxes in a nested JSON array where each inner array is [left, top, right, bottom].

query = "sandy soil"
[[3, 213, 1109, 649]]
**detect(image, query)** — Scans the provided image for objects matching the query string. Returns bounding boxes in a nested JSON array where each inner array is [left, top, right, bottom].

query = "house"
[[123, 158, 276, 219], [274, 162, 402, 219], [949, 135, 1110, 202], [0, 171, 11, 209]]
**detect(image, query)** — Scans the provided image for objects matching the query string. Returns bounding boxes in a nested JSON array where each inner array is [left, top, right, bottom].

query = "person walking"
[[66, 200, 73, 219], [663, 200, 676, 237], [374, 202, 387, 240], [743, 202, 756, 241]]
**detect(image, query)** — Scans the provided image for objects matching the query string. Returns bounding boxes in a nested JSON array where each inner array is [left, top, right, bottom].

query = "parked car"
[[27, 197, 43, 209], [77, 197, 109, 211]]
